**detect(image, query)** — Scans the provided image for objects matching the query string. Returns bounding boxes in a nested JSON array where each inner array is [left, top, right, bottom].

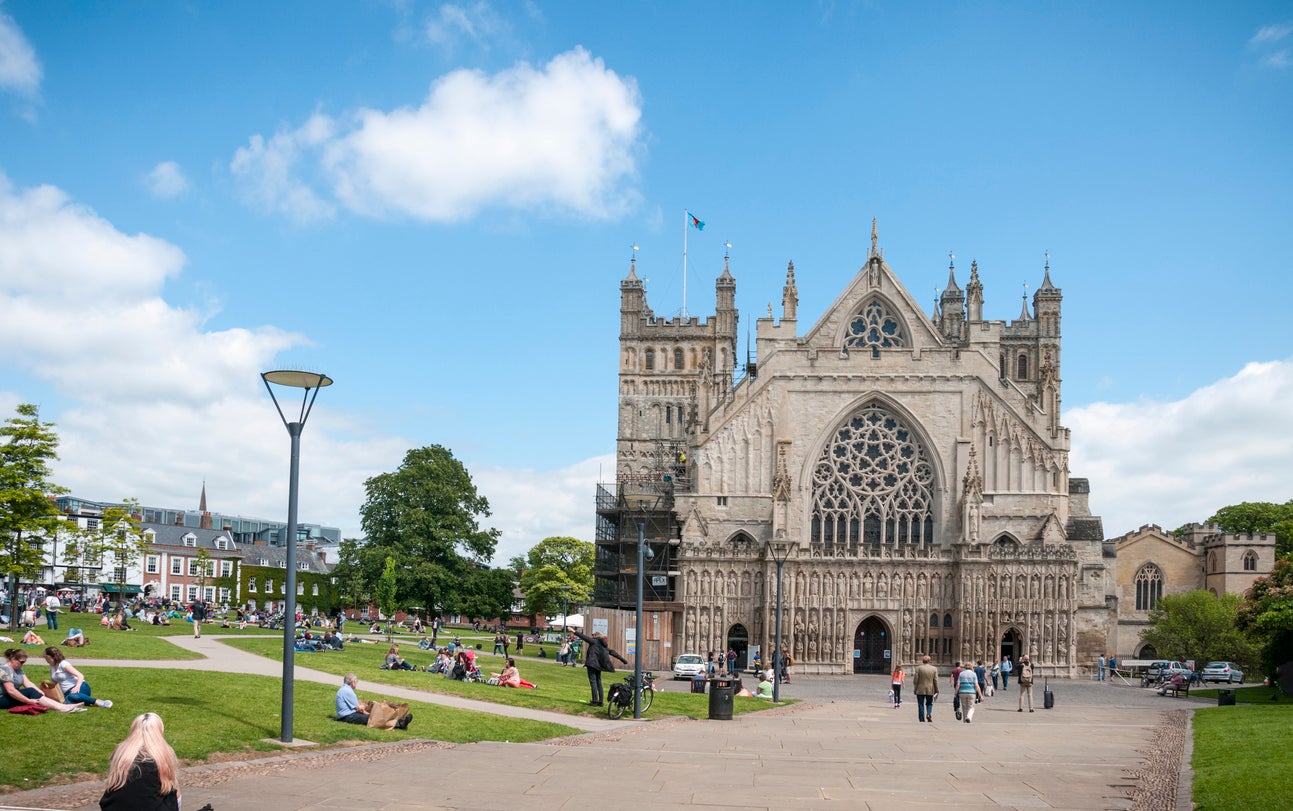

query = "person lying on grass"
[[491, 658, 537, 689]]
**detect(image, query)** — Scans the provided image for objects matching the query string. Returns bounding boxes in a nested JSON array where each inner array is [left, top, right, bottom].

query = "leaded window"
[[810, 402, 936, 549], [1135, 563, 1162, 611], [1243, 550, 1257, 571], [845, 299, 907, 358]]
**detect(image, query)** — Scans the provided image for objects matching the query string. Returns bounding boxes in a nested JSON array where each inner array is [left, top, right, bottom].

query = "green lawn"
[[1191, 688, 1292, 811], [225, 635, 784, 720], [5, 611, 282, 660], [0, 666, 579, 791]]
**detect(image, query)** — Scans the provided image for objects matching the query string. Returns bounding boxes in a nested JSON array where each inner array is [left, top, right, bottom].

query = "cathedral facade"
[[600, 224, 1113, 676]]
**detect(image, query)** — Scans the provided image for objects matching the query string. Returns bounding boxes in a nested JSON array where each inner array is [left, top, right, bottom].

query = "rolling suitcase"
[[1043, 676, 1055, 709]]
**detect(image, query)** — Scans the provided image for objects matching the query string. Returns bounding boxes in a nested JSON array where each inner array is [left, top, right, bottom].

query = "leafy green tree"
[[376, 556, 398, 641], [1207, 500, 1293, 558], [1236, 558, 1293, 685], [94, 500, 149, 608], [516, 536, 594, 618], [1140, 590, 1256, 669], [0, 404, 66, 630], [450, 567, 516, 624], [194, 546, 213, 598], [339, 445, 499, 618]]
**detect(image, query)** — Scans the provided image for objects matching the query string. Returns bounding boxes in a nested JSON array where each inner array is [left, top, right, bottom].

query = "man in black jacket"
[[572, 629, 628, 706]]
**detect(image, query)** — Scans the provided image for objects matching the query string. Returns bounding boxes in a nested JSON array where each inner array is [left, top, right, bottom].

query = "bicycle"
[[607, 671, 655, 719]]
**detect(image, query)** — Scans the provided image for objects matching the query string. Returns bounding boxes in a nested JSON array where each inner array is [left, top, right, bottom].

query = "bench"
[[1164, 681, 1190, 697]]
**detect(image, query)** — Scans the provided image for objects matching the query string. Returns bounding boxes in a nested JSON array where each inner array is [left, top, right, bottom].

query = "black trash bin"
[[708, 677, 734, 720], [1217, 689, 1236, 706], [691, 675, 707, 694]]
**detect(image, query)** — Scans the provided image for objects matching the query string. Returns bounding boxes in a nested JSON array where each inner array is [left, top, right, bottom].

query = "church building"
[[594, 223, 1113, 676]]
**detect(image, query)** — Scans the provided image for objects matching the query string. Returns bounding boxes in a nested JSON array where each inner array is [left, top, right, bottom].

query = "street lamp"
[[633, 514, 656, 720], [767, 539, 793, 703], [262, 369, 332, 744]]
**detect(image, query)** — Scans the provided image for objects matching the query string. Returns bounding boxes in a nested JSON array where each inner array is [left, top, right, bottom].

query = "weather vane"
[[724, 240, 732, 257], [948, 251, 955, 267]]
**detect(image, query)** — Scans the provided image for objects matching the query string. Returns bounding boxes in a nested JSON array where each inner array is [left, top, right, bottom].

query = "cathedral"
[[594, 222, 1113, 676]]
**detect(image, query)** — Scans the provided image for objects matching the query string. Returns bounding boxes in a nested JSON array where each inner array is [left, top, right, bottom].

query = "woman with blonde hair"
[[100, 712, 180, 810]]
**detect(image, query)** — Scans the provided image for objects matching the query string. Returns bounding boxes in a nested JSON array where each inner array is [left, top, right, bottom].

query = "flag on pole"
[[687, 211, 705, 231]]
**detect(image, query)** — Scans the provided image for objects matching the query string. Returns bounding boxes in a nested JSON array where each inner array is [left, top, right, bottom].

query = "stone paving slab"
[[0, 642, 1193, 811]]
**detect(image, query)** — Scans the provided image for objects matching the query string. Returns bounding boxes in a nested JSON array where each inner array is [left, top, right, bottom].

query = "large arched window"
[[1017, 353, 1029, 380], [844, 299, 907, 358], [674, 348, 684, 370], [644, 348, 655, 370], [810, 402, 936, 549], [1243, 550, 1257, 571], [1135, 563, 1163, 611]]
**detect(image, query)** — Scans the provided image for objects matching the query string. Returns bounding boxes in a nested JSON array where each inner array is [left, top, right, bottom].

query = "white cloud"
[[473, 453, 614, 565], [1067, 359, 1293, 538], [0, 172, 407, 537], [425, 2, 503, 50], [230, 113, 338, 223], [145, 161, 190, 199], [0, 8, 40, 97], [231, 48, 643, 224], [1251, 22, 1293, 44], [1262, 48, 1291, 69]]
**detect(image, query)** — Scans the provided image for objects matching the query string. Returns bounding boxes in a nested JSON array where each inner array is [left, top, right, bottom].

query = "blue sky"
[[2, 2, 1290, 563]]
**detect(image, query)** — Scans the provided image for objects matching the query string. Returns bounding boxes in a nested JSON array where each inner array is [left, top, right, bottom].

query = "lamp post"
[[261, 369, 332, 744], [767, 539, 793, 703], [633, 520, 646, 719]]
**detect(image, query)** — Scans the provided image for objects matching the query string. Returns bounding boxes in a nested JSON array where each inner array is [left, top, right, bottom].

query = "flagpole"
[[682, 209, 688, 318]]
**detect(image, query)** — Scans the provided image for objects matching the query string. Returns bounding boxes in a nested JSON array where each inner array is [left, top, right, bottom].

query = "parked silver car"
[[1201, 661, 1244, 683]]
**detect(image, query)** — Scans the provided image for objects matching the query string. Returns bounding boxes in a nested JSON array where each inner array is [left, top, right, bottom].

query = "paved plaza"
[[2, 639, 1206, 810]]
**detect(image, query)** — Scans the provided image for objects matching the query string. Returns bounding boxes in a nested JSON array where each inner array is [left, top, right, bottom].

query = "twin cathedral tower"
[[595, 222, 1111, 675]]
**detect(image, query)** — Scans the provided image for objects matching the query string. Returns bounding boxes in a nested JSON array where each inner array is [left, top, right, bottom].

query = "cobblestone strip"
[[1129, 708, 1189, 811]]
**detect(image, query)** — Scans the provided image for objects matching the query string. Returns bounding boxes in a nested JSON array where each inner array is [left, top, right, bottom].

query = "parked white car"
[[672, 653, 707, 680], [1201, 661, 1244, 683]]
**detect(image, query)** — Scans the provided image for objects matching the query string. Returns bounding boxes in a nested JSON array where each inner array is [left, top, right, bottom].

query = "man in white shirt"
[[44, 593, 61, 631]]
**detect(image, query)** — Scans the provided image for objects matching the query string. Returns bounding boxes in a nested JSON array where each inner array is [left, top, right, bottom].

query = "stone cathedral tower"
[[595, 224, 1113, 676]]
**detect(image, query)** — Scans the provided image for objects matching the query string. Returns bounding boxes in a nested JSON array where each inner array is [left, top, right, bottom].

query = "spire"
[[199, 481, 213, 530], [943, 252, 961, 293], [1019, 282, 1032, 320], [624, 254, 639, 282], [1039, 251, 1056, 291], [199, 481, 207, 512], [966, 259, 983, 321], [782, 260, 798, 320]]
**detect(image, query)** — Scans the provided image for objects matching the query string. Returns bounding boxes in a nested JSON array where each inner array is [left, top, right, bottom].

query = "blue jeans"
[[1001, 672, 1010, 689], [47, 610, 58, 630], [66, 681, 95, 705], [916, 693, 933, 721]]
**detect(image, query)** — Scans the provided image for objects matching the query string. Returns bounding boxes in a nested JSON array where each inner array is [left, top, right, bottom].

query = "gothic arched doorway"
[[1000, 627, 1022, 663], [727, 623, 749, 670], [853, 616, 890, 673]]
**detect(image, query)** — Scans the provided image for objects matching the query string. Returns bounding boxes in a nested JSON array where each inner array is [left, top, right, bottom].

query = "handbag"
[[39, 680, 66, 703]]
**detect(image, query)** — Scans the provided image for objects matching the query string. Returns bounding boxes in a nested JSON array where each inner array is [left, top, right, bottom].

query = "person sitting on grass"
[[334, 673, 413, 730], [492, 658, 537, 689], [44, 646, 113, 708], [430, 648, 452, 674], [1, 648, 85, 713], [384, 644, 414, 671], [417, 635, 433, 650]]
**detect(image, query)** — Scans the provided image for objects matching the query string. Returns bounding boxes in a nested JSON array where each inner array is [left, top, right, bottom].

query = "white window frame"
[[171, 557, 183, 575], [186, 585, 198, 601], [170, 584, 182, 601], [248, 577, 257, 593], [220, 560, 233, 577], [145, 555, 159, 574]]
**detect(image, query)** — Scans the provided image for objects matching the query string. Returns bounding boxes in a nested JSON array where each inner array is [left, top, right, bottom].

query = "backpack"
[[1020, 663, 1034, 685]]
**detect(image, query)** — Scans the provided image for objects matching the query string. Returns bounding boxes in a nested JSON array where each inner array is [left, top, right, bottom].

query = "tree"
[[1236, 558, 1293, 685], [194, 546, 213, 600], [1140, 590, 1256, 668], [0, 404, 66, 630], [94, 500, 149, 609], [1207, 500, 1293, 558], [450, 567, 516, 624], [516, 536, 594, 618], [338, 445, 500, 619], [376, 556, 398, 641]]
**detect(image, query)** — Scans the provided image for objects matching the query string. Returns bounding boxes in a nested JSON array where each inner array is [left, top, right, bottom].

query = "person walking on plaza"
[[913, 655, 939, 722], [990, 659, 1000, 691], [957, 662, 983, 723], [890, 664, 905, 709], [1000, 655, 1012, 690], [950, 661, 964, 719], [974, 660, 988, 701], [572, 629, 627, 707], [190, 599, 206, 639], [44, 592, 60, 631], [1017, 655, 1035, 712], [99, 712, 180, 810], [1097, 654, 1106, 682]]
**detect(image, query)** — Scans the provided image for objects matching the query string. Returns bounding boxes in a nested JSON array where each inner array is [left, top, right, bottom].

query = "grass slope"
[[1191, 695, 1292, 811]]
